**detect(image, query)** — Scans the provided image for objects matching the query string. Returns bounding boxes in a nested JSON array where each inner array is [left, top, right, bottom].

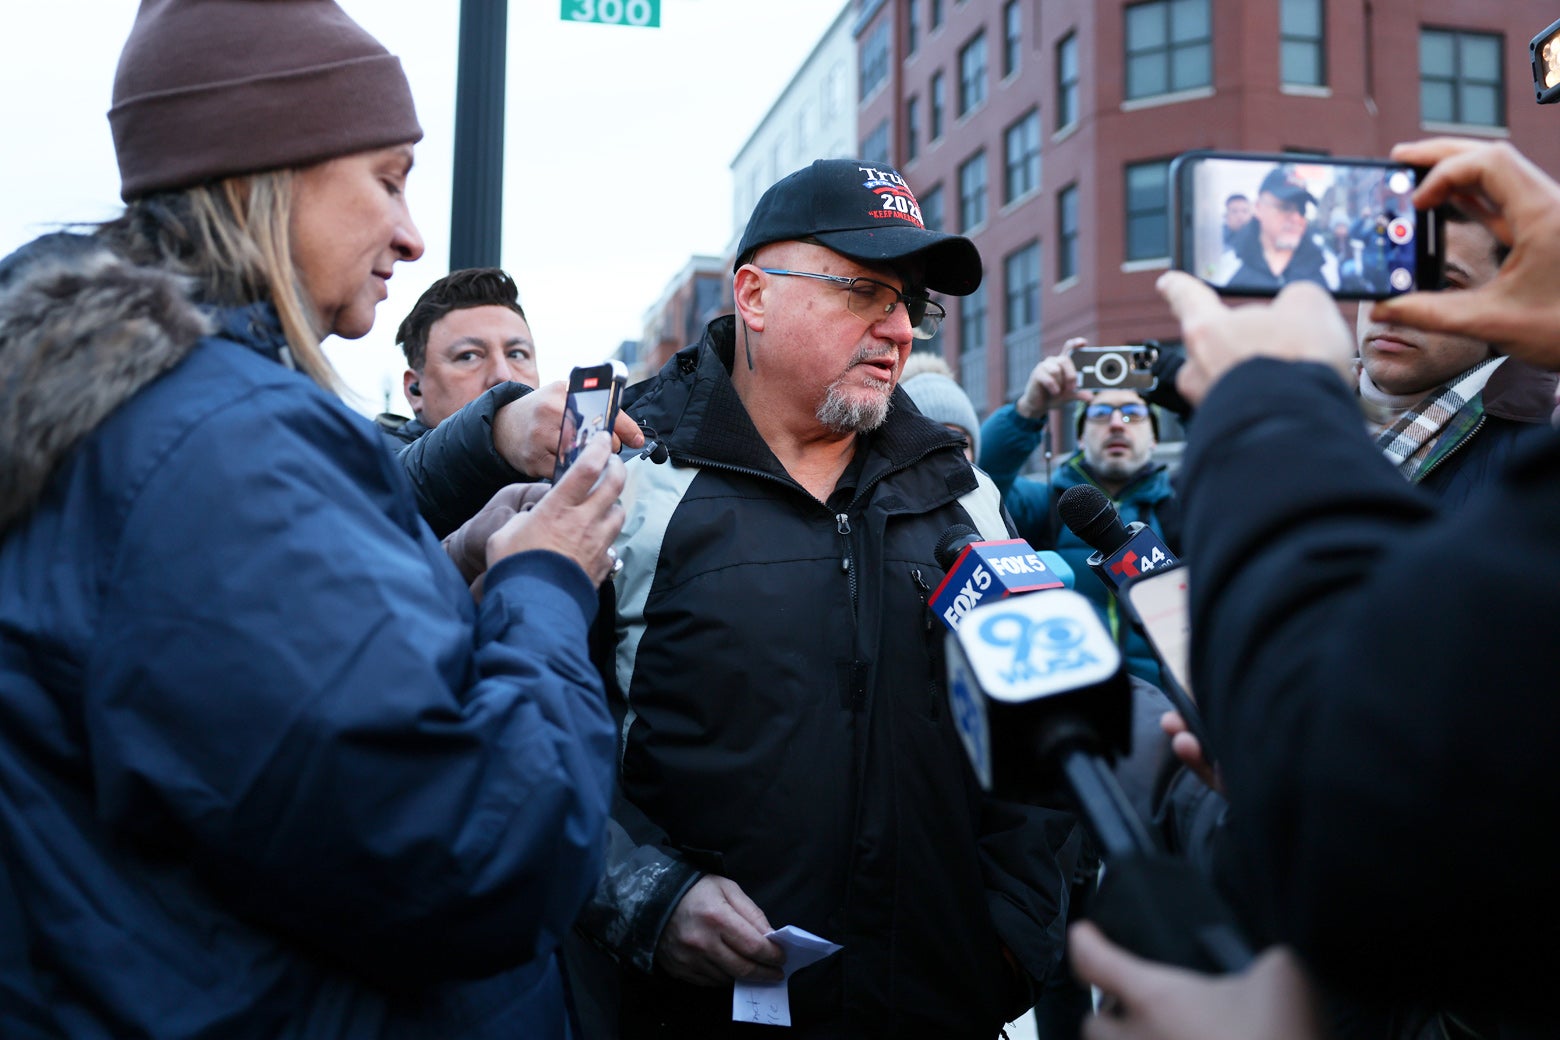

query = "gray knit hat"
[[109, 0, 422, 201], [902, 372, 981, 458]]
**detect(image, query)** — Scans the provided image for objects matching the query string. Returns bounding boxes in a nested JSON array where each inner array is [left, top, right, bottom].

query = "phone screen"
[[1122, 565, 1191, 699], [1174, 152, 1429, 300], [554, 363, 626, 482], [1532, 17, 1560, 104]]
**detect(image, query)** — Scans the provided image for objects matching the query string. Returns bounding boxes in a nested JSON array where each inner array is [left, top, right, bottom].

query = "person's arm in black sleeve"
[[394, 381, 533, 537], [1183, 356, 1560, 1013], [1143, 347, 1195, 421]]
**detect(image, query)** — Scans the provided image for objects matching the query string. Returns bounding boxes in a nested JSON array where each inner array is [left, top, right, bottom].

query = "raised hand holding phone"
[[1170, 150, 1445, 301], [554, 361, 628, 482]]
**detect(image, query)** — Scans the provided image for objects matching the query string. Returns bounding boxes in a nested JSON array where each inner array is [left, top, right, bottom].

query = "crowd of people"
[[4, 2, 1560, 1039]]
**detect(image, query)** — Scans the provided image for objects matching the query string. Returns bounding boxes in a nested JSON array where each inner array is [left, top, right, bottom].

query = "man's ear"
[[733, 265, 768, 333], [402, 369, 423, 416]]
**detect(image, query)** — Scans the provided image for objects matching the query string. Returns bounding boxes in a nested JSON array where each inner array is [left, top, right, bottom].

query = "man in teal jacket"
[[978, 345, 1177, 686]]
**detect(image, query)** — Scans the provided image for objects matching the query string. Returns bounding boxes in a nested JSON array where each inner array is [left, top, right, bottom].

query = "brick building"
[[854, 0, 1560, 416]]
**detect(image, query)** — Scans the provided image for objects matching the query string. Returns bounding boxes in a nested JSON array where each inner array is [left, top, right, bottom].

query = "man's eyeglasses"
[[1083, 402, 1151, 424], [758, 268, 945, 340]]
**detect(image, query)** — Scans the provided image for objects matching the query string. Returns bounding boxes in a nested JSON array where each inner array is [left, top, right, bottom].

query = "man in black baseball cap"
[[570, 161, 1071, 1037], [734, 158, 983, 295], [1215, 163, 1338, 292]]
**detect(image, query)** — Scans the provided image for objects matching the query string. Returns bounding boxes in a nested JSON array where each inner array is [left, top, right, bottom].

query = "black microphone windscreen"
[[934, 524, 981, 571], [1058, 484, 1130, 554]]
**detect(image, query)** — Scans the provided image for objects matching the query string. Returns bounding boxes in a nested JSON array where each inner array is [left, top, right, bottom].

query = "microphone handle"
[[1052, 741, 1256, 974], [1057, 748, 1157, 860]]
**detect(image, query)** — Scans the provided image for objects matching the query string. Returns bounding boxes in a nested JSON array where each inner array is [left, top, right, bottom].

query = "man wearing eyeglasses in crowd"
[[978, 343, 1176, 687], [568, 159, 1077, 1039], [976, 344, 1179, 1040]]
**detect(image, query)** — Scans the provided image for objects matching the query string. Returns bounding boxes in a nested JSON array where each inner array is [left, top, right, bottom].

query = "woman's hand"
[[486, 432, 626, 585]]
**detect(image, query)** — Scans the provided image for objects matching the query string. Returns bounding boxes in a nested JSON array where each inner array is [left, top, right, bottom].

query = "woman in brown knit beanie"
[[0, 3, 623, 1037]]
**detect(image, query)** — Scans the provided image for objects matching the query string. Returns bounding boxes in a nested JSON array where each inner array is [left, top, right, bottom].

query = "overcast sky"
[[0, 0, 847, 415]]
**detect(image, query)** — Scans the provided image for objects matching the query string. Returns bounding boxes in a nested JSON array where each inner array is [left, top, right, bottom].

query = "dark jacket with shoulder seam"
[[574, 316, 1078, 1039], [375, 380, 534, 538], [1181, 357, 1560, 1023]]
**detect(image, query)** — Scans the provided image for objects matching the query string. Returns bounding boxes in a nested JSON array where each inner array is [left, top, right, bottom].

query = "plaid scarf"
[[1373, 356, 1505, 477]]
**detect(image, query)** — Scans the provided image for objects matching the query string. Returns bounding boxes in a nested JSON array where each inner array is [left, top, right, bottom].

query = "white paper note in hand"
[[731, 925, 842, 1027]]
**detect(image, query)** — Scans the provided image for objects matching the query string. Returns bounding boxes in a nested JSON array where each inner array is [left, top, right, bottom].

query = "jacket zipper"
[[910, 568, 934, 632], [835, 513, 858, 617], [1414, 413, 1485, 481]]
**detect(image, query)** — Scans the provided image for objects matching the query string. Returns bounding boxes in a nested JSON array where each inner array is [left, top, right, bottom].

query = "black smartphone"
[[1532, 17, 1560, 104], [553, 360, 627, 482], [1074, 345, 1159, 392], [1169, 150, 1444, 301]]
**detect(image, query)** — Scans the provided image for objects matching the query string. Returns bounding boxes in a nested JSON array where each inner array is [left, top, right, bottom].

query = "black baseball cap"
[[734, 159, 983, 296], [1258, 165, 1317, 211]]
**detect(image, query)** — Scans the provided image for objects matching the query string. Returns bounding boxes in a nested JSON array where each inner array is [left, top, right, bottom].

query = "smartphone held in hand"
[[1074, 345, 1159, 392], [1169, 150, 1445, 301], [554, 360, 627, 482]]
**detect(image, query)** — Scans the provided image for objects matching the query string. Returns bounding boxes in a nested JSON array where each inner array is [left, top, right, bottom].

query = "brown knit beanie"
[[109, 0, 423, 201]]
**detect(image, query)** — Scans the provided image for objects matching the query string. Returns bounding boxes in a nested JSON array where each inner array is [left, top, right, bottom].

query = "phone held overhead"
[[1169, 150, 1446, 302]]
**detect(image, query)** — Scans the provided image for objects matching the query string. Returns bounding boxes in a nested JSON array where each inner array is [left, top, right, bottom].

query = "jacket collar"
[[0, 233, 295, 532], [1480, 354, 1557, 424], [1059, 452, 1172, 504]]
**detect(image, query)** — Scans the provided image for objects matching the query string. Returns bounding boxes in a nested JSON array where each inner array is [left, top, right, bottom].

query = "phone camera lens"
[[1096, 354, 1127, 385]]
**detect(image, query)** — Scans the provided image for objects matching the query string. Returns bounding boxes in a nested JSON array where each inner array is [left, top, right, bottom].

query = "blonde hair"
[[99, 171, 340, 391]]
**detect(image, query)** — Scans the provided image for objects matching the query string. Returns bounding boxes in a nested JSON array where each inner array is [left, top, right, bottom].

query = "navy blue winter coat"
[[0, 237, 614, 1038]]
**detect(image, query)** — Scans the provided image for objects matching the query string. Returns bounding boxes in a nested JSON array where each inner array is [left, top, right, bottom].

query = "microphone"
[[930, 524, 1073, 631], [1057, 485, 1177, 592], [944, 582, 1134, 799], [945, 580, 1252, 975]]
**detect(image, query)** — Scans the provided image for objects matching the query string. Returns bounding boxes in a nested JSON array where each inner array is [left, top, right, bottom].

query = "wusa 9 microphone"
[[931, 525, 1133, 801], [932, 525, 1250, 973]]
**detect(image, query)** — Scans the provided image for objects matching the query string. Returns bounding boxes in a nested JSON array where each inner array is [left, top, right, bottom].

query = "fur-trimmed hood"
[[0, 233, 212, 532]]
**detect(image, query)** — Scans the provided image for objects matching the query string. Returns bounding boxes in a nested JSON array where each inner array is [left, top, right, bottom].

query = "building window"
[[1058, 183, 1080, 281], [1003, 109, 1041, 203], [1124, 160, 1171, 261], [1004, 241, 1041, 334], [922, 184, 945, 232], [906, 97, 921, 162], [1124, 0, 1211, 101], [860, 19, 890, 101], [1003, 1, 1022, 78], [931, 70, 946, 140], [959, 284, 988, 414], [861, 119, 890, 164], [1280, 0, 1325, 87], [1004, 242, 1042, 395], [959, 150, 988, 231], [1421, 28, 1504, 127], [959, 32, 988, 115], [1057, 32, 1079, 129], [907, 0, 920, 56], [931, 0, 944, 31]]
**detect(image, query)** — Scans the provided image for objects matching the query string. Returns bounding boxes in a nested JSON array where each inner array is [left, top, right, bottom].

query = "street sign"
[[561, 0, 660, 28]]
